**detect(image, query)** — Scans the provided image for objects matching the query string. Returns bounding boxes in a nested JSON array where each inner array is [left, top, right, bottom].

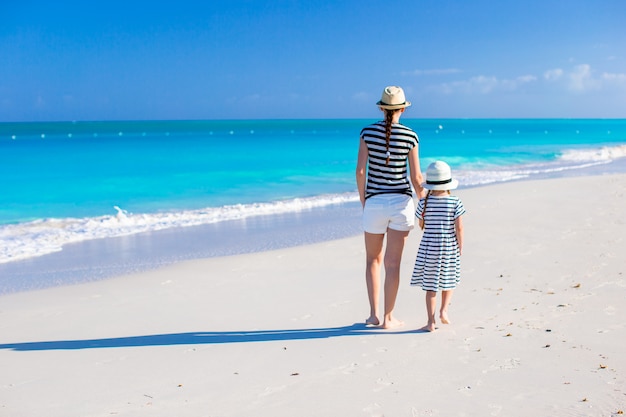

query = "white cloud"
[[544, 64, 626, 92], [469, 76, 500, 93], [437, 74, 536, 95], [425, 64, 625, 99], [438, 76, 490, 94], [568, 64, 601, 92], [602, 72, 626, 85], [544, 68, 564, 81]]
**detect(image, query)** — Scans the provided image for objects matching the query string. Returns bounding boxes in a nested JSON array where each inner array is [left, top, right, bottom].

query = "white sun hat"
[[422, 160, 459, 190]]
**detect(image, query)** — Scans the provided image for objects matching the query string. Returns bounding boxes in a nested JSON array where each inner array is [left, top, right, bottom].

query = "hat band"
[[427, 178, 452, 185], [380, 101, 407, 106]]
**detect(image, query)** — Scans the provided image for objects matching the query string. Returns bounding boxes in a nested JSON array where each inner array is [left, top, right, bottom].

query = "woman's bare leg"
[[364, 232, 385, 325], [381, 228, 409, 329]]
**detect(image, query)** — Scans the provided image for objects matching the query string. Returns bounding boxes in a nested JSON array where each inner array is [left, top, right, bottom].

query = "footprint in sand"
[[488, 403, 503, 416], [483, 358, 521, 373], [373, 376, 392, 392], [363, 402, 384, 416], [291, 313, 312, 321], [604, 306, 616, 316], [258, 385, 286, 397], [412, 408, 439, 417], [336, 362, 359, 374], [364, 360, 381, 369]]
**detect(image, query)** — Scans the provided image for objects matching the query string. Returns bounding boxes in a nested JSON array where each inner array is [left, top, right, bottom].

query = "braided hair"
[[421, 190, 451, 230], [420, 191, 431, 230], [384, 109, 395, 165]]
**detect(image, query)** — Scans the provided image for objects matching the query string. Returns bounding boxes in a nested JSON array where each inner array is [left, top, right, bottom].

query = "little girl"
[[411, 161, 465, 332]]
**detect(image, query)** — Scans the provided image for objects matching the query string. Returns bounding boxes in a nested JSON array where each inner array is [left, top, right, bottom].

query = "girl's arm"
[[455, 215, 464, 255], [416, 197, 426, 230], [408, 145, 425, 199], [356, 138, 369, 207]]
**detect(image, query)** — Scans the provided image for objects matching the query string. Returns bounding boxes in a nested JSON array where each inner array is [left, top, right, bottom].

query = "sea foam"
[[559, 144, 626, 162], [456, 144, 626, 186], [0, 193, 359, 264]]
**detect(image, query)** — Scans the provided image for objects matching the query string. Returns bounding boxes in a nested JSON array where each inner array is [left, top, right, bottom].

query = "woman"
[[356, 86, 425, 329]]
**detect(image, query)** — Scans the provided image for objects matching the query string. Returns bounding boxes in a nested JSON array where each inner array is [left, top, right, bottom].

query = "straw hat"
[[376, 86, 411, 110], [422, 161, 459, 190]]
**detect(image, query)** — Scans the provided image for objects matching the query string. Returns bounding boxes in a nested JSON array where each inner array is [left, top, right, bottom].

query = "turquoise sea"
[[1, 119, 626, 292]]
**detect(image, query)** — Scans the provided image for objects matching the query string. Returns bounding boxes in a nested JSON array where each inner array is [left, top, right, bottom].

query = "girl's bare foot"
[[365, 316, 380, 326], [440, 311, 451, 324], [420, 323, 436, 332]]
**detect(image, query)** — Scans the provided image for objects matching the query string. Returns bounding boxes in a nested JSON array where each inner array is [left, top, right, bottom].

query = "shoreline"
[[0, 202, 363, 294], [1, 173, 625, 416], [2, 159, 626, 294]]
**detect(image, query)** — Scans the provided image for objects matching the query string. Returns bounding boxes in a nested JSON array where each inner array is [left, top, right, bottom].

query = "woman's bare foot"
[[440, 311, 451, 324], [420, 323, 436, 332], [365, 316, 380, 326], [381, 316, 404, 329]]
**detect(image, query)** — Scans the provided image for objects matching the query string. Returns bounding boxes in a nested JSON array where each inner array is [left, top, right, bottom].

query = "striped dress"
[[411, 195, 466, 291], [360, 121, 418, 199]]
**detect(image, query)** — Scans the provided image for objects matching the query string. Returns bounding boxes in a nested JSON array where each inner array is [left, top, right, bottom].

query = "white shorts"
[[362, 194, 415, 234]]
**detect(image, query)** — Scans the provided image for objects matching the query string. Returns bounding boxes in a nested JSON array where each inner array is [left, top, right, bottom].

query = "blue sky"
[[2, 1, 625, 121]]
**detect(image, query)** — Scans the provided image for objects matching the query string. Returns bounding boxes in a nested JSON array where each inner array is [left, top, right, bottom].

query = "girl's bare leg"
[[440, 290, 454, 324], [421, 290, 437, 332], [364, 232, 385, 325], [381, 228, 409, 329]]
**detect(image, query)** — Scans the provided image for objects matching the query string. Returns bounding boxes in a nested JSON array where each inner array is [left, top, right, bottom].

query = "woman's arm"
[[455, 215, 464, 255], [356, 138, 369, 207], [408, 146, 425, 199]]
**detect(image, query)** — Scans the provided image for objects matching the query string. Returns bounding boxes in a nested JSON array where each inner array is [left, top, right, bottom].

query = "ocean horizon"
[[1, 118, 625, 293]]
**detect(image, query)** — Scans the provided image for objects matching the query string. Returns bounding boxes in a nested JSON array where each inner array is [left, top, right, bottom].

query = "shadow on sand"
[[0, 323, 427, 351]]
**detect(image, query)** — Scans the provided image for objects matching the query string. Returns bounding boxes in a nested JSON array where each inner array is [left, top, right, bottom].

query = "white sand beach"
[[1, 174, 625, 417]]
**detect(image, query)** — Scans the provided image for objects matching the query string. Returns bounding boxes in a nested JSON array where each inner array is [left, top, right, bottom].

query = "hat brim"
[[377, 100, 411, 110], [421, 179, 459, 191]]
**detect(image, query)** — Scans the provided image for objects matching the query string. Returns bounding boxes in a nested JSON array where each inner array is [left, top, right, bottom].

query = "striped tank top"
[[360, 121, 418, 200]]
